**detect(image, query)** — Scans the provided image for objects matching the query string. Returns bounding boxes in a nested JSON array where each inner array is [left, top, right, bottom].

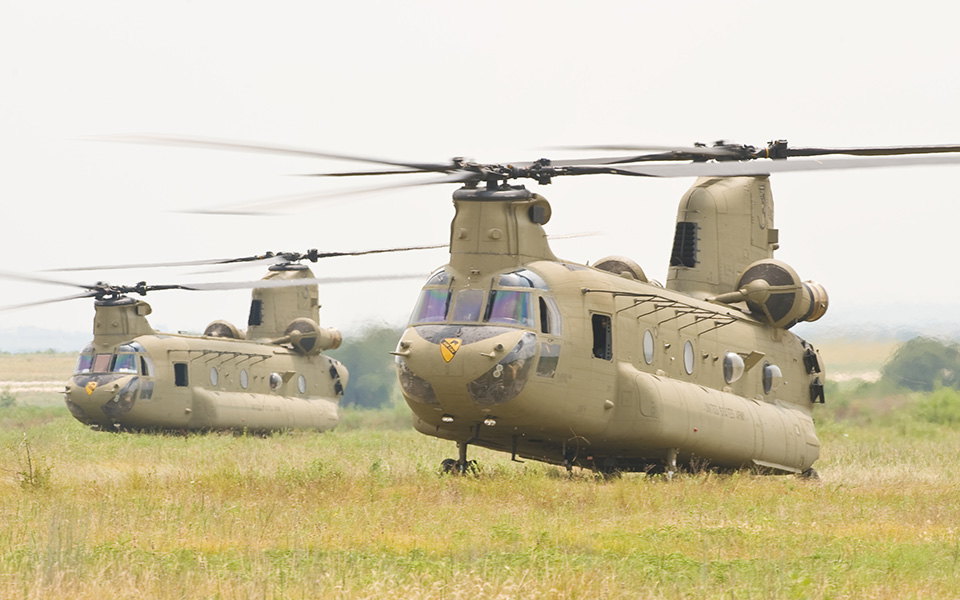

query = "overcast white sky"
[[2, 2, 960, 351]]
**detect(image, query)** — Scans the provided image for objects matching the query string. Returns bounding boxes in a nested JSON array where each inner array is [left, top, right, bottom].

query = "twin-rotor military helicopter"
[[2, 247, 435, 433], [13, 135, 960, 477]]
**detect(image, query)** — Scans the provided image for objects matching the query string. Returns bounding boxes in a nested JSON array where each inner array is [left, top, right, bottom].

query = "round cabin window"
[[683, 341, 695, 375], [763, 363, 782, 394], [269, 373, 282, 390], [298, 374, 306, 394], [209, 367, 219, 386], [642, 330, 655, 365], [240, 369, 249, 389], [723, 352, 745, 384]]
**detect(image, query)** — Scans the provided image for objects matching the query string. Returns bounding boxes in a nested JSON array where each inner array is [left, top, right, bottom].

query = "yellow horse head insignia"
[[85, 381, 98, 395], [440, 338, 462, 363]]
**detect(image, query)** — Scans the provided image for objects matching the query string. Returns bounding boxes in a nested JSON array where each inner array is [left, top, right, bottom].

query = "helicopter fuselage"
[[396, 180, 825, 474], [65, 332, 346, 432], [398, 259, 822, 473]]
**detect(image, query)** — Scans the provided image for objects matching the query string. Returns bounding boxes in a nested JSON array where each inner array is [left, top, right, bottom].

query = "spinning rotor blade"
[[91, 134, 458, 173], [775, 143, 960, 158], [181, 272, 426, 292], [562, 141, 960, 162], [593, 152, 960, 178], [95, 133, 960, 214], [0, 270, 98, 290], [1, 270, 428, 311], [45, 244, 448, 273], [0, 291, 100, 312], [183, 171, 477, 215]]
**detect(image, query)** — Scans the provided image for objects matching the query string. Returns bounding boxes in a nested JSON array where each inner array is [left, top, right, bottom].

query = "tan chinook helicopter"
[[99, 135, 960, 474], [2, 248, 429, 432]]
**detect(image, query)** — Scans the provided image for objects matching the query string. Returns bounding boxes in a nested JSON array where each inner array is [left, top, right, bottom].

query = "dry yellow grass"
[[0, 406, 958, 599]]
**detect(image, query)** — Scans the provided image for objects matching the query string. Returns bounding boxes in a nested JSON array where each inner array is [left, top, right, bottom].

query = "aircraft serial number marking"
[[703, 402, 746, 421]]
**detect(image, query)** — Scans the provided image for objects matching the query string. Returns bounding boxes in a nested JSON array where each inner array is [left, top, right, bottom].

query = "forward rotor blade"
[[45, 257, 270, 272], [89, 134, 457, 173], [182, 171, 477, 215], [0, 291, 100, 312], [180, 272, 427, 291], [0, 270, 97, 290]]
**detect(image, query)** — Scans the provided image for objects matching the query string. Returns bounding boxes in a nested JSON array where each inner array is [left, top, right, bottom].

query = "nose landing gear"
[[440, 440, 478, 475]]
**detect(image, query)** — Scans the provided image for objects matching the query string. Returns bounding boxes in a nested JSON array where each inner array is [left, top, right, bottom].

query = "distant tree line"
[[326, 325, 404, 409], [881, 336, 960, 392]]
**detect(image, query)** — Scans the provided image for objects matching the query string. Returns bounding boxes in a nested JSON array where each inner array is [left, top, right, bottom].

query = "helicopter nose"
[[396, 325, 535, 409], [65, 374, 138, 422]]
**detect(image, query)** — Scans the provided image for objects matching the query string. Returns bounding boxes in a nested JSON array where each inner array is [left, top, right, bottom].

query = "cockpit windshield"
[[75, 349, 95, 374], [112, 353, 138, 374], [450, 289, 485, 322], [409, 267, 558, 332], [74, 342, 152, 375], [411, 289, 451, 323]]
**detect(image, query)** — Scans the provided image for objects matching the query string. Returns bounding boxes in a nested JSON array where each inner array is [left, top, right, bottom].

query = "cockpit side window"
[[411, 289, 451, 324], [450, 289, 485, 322], [425, 269, 450, 286], [485, 290, 534, 327], [539, 296, 562, 335]]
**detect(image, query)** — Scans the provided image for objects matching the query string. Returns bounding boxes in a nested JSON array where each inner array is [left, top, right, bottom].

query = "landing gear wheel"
[[800, 467, 820, 480], [440, 458, 478, 475]]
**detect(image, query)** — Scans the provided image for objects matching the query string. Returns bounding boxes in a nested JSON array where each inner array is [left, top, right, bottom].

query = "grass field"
[[1, 351, 959, 598]]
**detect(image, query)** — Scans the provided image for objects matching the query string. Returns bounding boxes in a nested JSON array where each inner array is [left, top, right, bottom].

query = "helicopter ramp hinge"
[[809, 377, 825, 404], [802, 344, 821, 374]]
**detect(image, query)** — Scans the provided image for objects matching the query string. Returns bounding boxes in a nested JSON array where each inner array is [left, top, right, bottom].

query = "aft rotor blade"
[[90, 134, 458, 173], [595, 153, 960, 178], [314, 243, 447, 259], [783, 144, 960, 158], [551, 145, 743, 162]]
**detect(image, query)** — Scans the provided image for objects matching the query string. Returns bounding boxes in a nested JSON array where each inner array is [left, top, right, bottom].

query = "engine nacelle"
[[282, 318, 342, 354], [713, 259, 828, 329], [593, 255, 648, 282], [203, 320, 244, 339]]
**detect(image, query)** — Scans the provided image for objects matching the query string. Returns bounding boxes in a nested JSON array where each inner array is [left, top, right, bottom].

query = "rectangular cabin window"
[[591, 314, 612, 360], [670, 221, 699, 268], [174, 363, 189, 387]]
